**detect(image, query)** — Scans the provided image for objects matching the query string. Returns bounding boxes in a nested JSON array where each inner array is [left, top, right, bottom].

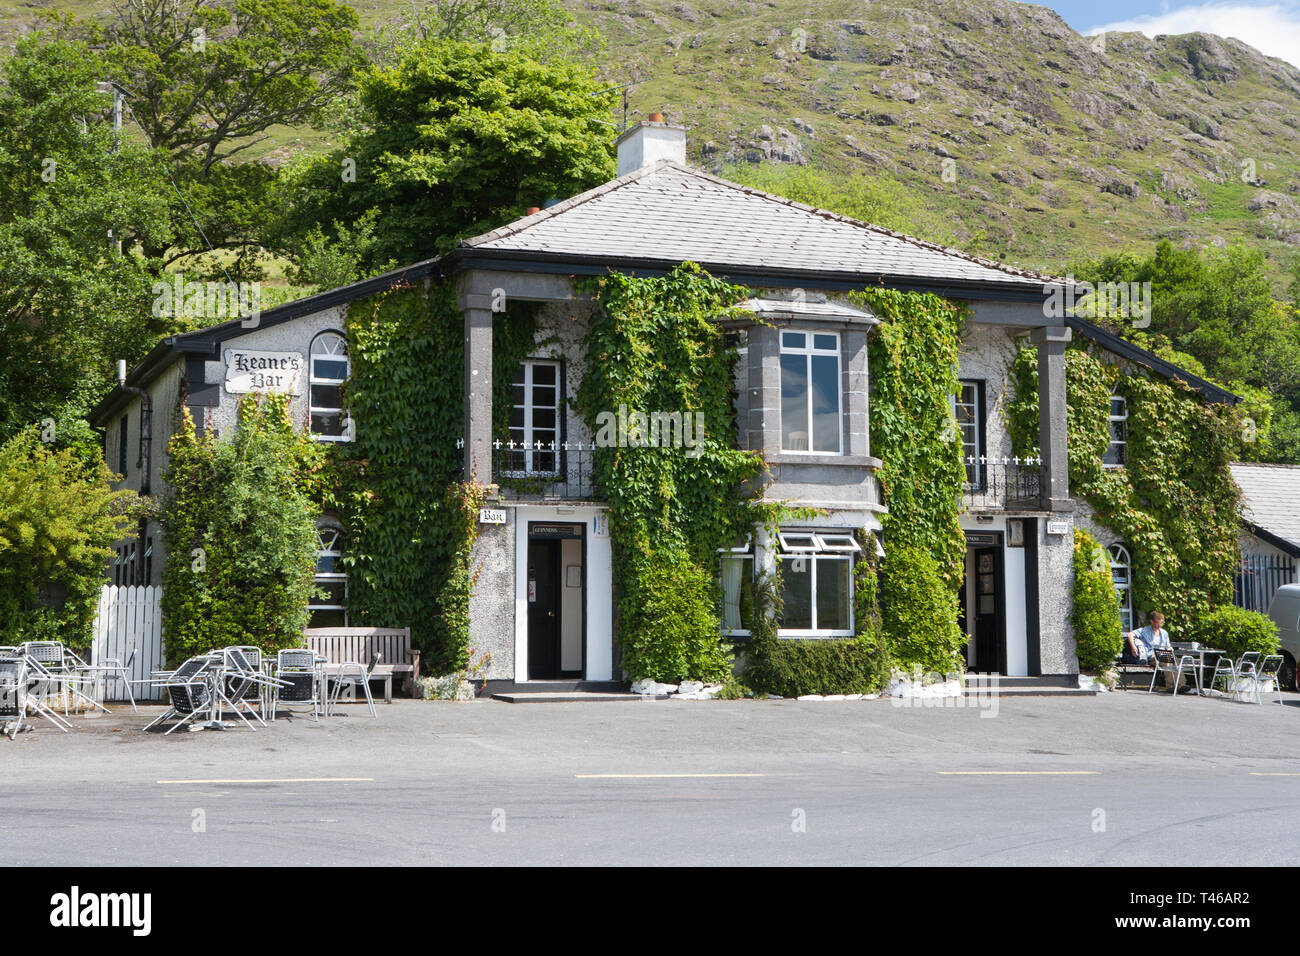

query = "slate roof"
[[1230, 463, 1300, 554], [463, 161, 1059, 291]]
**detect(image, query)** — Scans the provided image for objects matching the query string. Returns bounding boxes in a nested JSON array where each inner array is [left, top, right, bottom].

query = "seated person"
[[1120, 611, 1171, 665]]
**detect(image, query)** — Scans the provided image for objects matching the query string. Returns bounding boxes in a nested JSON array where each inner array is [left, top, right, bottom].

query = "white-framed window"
[[505, 359, 561, 475], [776, 531, 859, 637], [309, 331, 351, 442], [719, 540, 755, 637], [1104, 394, 1127, 466], [309, 523, 347, 627], [779, 330, 841, 453], [1109, 544, 1133, 632], [954, 380, 983, 488]]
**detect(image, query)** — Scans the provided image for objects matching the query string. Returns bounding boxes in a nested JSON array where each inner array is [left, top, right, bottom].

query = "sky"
[[1041, 1, 1300, 68]]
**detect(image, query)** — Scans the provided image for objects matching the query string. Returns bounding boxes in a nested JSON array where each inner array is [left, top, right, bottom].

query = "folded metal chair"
[[143, 656, 216, 735], [218, 646, 289, 729], [329, 652, 380, 718], [273, 649, 322, 721], [18, 641, 110, 716], [1, 656, 72, 736]]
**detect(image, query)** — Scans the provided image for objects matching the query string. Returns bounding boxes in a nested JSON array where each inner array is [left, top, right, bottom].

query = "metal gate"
[[1233, 553, 1296, 614]]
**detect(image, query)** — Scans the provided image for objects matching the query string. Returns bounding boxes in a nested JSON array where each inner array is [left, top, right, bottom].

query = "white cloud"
[[1088, 2, 1300, 69]]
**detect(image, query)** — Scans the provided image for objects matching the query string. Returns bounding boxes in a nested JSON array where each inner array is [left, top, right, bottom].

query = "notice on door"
[[528, 579, 536, 603]]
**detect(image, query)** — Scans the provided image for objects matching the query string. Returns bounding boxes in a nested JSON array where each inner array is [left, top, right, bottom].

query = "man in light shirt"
[[1123, 610, 1171, 664]]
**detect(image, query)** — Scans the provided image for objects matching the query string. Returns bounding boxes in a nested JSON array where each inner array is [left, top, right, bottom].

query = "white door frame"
[[513, 505, 613, 682]]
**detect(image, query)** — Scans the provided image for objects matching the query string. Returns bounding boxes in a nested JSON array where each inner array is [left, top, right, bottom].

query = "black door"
[[972, 546, 1005, 674], [527, 540, 562, 679]]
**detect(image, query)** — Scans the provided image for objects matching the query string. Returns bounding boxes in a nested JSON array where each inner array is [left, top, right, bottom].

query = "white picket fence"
[[90, 585, 164, 701]]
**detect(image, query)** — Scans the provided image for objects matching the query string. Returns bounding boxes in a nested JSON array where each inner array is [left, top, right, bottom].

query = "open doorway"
[[960, 531, 1006, 674], [526, 522, 585, 679]]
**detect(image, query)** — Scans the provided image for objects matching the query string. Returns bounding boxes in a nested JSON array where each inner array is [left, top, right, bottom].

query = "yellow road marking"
[[575, 773, 764, 779], [1250, 772, 1300, 776], [156, 777, 373, 784]]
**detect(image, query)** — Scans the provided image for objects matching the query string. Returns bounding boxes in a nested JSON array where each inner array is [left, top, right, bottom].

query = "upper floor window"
[[776, 531, 860, 637], [117, 415, 129, 476], [780, 331, 841, 453], [1109, 544, 1133, 631], [505, 359, 561, 475], [309, 522, 347, 627], [954, 381, 984, 488], [1104, 395, 1127, 466], [310, 331, 351, 442]]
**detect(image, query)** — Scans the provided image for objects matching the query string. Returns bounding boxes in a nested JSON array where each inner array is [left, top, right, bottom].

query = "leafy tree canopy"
[[1072, 239, 1300, 463], [274, 40, 616, 271], [0, 35, 175, 438]]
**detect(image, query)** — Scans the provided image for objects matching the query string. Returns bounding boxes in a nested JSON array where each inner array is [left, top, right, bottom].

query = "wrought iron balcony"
[[491, 439, 599, 500], [961, 456, 1044, 511]]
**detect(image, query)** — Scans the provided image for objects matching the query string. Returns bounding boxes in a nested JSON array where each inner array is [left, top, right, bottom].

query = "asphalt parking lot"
[[3, 689, 1297, 865]]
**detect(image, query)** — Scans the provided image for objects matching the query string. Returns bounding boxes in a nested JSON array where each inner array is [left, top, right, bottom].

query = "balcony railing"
[[961, 456, 1044, 511], [492, 439, 599, 500]]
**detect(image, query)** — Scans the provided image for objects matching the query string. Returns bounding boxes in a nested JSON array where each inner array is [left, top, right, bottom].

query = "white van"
[[1266, 584, 1300, 691]]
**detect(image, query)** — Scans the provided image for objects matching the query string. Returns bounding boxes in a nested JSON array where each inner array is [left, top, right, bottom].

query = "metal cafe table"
[[1170, 643, 1226, 696]]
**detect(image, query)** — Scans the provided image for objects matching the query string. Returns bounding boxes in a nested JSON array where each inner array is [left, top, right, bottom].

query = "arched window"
[[1108, 544, 1133, 631], [309, 521, 347, 627], [309, 331, 351, 441]]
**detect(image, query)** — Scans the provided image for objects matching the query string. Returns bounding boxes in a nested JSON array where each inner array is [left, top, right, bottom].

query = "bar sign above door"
[[479, 508, 507, 524]]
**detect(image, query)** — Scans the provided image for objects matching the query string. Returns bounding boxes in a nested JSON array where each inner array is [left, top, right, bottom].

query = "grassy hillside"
[[6, 0, 1300, 279]]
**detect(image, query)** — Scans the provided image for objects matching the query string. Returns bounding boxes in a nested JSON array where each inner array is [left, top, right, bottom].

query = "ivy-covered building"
[[91, 119, 1246, 689]]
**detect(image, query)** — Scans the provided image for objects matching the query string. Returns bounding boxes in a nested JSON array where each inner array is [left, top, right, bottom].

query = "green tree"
[[160, 395, 322, 664], [275, 40, 616, 271], [90, 0, 364, 275], [1072, 239, 1300, 462], [0, 427, 136, 650], [0, 35, 175, 439]]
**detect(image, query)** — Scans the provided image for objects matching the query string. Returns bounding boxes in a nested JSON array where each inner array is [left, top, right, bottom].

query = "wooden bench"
[[302, 627, 420, 702]]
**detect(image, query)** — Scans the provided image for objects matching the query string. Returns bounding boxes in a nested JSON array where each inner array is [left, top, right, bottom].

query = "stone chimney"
[[615, 112, 687, 176]]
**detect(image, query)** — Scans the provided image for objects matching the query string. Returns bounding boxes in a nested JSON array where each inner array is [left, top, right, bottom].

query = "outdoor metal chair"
[[2, 656, 72, 736], [1149, 647, 1201, 696], [143, 656, 216, 735], [83, 647, 138, 713], [1208, 654, 1239, 698], [211, 647, 269, 731], [328, 652, 380, 718], [224, 646, 269, 717], [17, 641, 109, 716], [273, 648, 322, 721], [1254, 656, 1286, 705]]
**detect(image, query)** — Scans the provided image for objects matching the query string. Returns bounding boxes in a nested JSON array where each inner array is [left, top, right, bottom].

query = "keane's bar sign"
[[224, 349, 304, 395]]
